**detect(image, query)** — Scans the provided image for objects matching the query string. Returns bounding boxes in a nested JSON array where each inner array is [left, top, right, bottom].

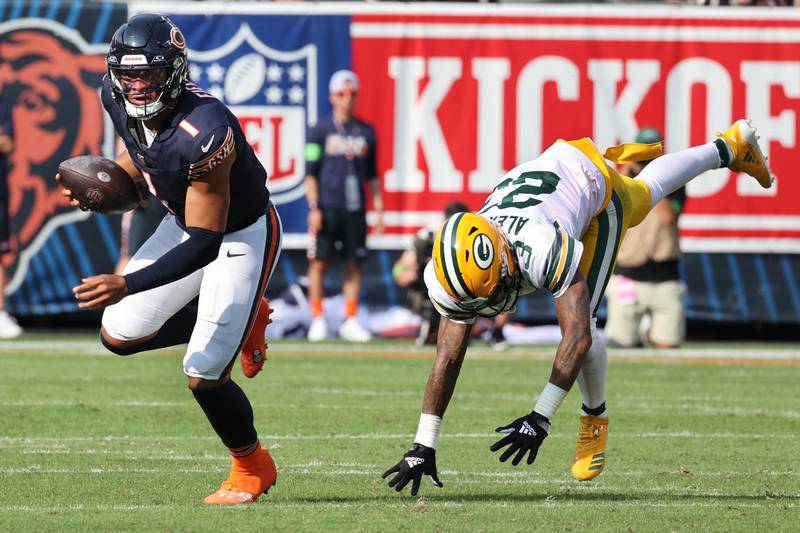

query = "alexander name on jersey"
[[424, 141, 615, 323]]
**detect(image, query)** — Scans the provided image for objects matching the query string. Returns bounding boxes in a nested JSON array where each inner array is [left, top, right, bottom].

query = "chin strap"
[[124, 94, 167, 120]]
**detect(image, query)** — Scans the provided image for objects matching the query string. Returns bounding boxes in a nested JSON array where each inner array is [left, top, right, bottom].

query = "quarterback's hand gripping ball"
[[490, 411, 550, 466], [56, 155, 140, 214], [382, 443, 443, 496]]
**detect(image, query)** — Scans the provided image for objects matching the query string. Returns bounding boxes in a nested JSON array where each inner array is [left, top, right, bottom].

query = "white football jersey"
[[426, 140, 609, 323]]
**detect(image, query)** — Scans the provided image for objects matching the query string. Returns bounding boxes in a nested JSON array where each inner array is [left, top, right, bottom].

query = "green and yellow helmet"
[[432, 212, 520, 316]]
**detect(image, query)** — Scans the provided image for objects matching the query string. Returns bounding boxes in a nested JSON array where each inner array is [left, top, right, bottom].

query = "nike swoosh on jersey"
[[227, 250, 246, 258], [201, 135, 215, 153]]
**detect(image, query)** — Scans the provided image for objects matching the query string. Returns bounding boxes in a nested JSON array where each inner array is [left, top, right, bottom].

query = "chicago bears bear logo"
[[0, 21, 107, 291]]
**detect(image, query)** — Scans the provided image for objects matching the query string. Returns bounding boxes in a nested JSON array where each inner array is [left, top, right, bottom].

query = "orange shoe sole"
[[203, 448, 278, 505]]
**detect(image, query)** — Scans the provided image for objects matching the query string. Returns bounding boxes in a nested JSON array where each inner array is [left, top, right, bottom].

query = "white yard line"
[[3, 465, 796, 478], [277, 342, 800, 360], [615, 402, 800, 419], [0, 339, 797, 360], [0, 500, 794, 512], [0, 431, 795, 447], [1, 391, 795, 413], [467, 470, 800, 478], [0, 340, 110, 354], [0, 466, 227, 474], [0, 400, 386, 410]]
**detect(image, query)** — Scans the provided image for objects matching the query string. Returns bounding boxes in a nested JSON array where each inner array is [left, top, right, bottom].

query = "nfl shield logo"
[[187, 23, 317, 205]]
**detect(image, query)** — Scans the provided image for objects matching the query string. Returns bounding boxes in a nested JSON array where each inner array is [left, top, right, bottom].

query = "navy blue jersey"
[[101, 77, 269, 232], [304, 116, 377, 211], [0, 98, 13, 199]]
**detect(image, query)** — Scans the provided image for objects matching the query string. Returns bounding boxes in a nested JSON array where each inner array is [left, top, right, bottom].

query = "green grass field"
[[0, 334, 798, 532]]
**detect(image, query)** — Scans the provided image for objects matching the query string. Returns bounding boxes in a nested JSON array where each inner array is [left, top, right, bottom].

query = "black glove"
[[489, 411, 550, 466], [382, 443, 443, 496]]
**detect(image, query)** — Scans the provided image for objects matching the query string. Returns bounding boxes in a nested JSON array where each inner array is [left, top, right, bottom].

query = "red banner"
[[352, 7, 800, 253]]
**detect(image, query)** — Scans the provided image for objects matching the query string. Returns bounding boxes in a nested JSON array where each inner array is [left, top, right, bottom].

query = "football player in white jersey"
[[383, 120, 774, 495]]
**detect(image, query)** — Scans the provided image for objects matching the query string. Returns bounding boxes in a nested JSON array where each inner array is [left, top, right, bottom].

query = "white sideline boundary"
[[0, 339, 797, 361]]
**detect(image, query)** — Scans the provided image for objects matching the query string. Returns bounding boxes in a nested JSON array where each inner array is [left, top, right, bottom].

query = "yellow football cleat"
[[571, 415, 608, 481], [203, 447, 277, 505], [716, 119, 775, 189]]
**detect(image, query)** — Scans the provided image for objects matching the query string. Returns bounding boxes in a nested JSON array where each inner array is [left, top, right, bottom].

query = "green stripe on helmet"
[[447, 213, 472, 298], [438, 214, 461, 298], [439, 213, 470, 299]]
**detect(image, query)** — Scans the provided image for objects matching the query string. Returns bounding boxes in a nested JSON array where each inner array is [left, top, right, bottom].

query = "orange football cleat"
[[241, 297, 273, 379], [203, 447, 277, 505]]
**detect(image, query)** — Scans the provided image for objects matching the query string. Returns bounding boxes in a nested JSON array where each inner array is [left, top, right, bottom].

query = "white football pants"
[[102, 206, 282, 379]]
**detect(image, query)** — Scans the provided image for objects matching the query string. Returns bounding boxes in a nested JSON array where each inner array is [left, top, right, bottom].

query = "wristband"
[[392, 263, 410, 278], [414, 413, 442, 450], [533, 382, 568, 420], [124, 226, 223, 294]]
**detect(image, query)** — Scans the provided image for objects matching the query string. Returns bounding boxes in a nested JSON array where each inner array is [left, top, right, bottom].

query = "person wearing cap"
[[604, 127, 687, 349], [304, 69, 384, 342]]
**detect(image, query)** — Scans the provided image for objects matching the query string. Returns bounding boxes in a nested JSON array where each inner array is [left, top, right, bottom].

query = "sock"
[[192, 379, 258, 454], [713, 137, 733, 167], [310, 298, 323, 318], [101, 304, 197, 356], [576, 320, 608, 418], [491, 327, 505, 342], [637, 142, 722, 207], [582, 402, 607, 418], [344, 297, 358, 318]]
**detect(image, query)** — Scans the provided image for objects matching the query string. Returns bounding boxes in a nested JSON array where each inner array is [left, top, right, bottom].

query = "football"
[[57, 155, 140, 214]]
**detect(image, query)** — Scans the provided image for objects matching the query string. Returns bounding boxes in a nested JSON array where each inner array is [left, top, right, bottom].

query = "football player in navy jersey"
[[56, 14, 281, 505]]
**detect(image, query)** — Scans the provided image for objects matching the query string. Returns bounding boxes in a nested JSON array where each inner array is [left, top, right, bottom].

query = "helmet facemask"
[[109, 57, 186, 119], [465, 233, 521, 317], [106, 14, 189, 121], [435, 213, 522, 317]]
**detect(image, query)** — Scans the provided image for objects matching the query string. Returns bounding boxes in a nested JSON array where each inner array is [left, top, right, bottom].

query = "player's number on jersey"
[[494, 171, 560, 210]]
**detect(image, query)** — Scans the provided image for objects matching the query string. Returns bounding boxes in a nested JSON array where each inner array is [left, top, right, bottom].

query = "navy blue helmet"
[[106, 14, 188, 119]]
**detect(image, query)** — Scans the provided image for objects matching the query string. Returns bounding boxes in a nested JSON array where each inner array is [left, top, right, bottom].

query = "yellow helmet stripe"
[[440, 213, 471, 299]]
